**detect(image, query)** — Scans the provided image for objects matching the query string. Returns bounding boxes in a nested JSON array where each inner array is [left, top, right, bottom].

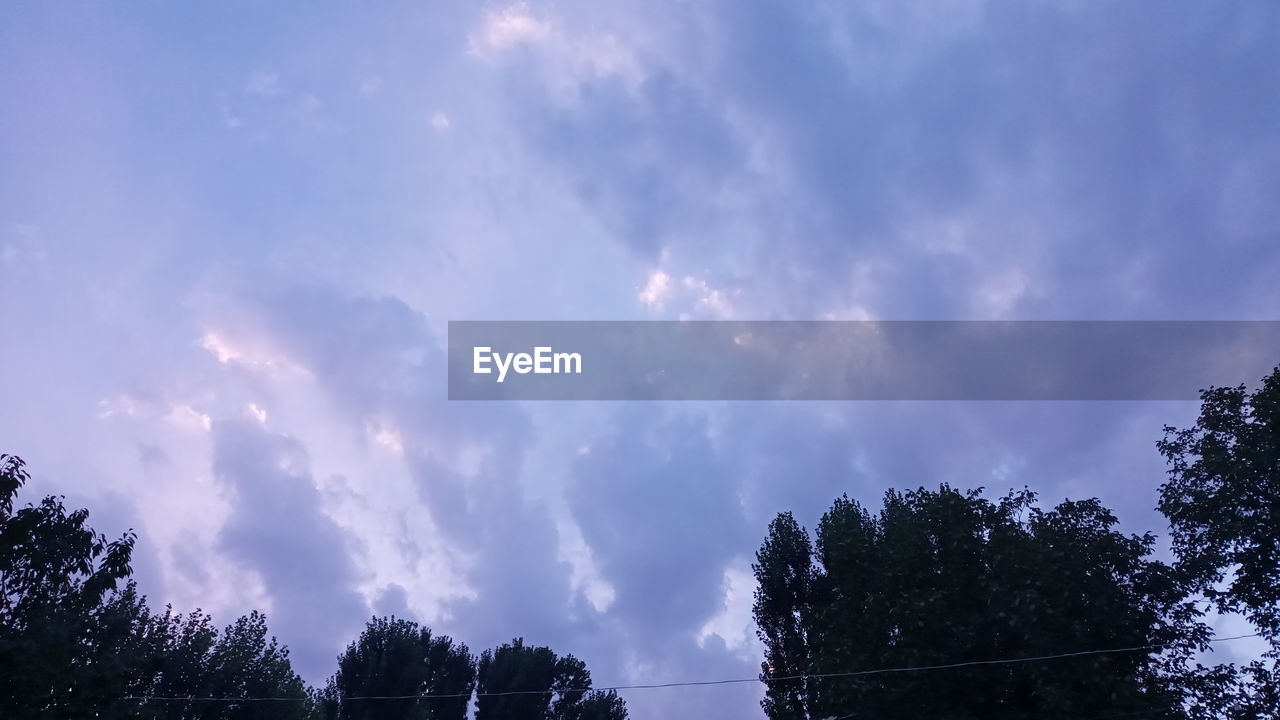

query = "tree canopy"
[[0, 453, 311, 719], [1158, 366, 1280, 718], [2, 452, 137, 717], [474, 638, 626, 720], [320, 615, 475, 720], [4, 366, 1280, 718], [754, 486, 1199, 720], [0, 452, 626, 718], [751, 367, 1280, 720]]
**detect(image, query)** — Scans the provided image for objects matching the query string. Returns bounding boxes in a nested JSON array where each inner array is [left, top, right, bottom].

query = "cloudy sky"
[[2, 2, 1279, 717]]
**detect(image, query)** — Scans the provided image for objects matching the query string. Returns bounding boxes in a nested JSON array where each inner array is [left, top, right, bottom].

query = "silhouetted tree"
[[753, 512, 817, 720], [577, 689, 628, 720], [475, 638, 626, 720], [1, 453, 136, 717], [754, 485, 1199, 720], [323, 616, 475, 720], [1159, 365, 1280, 718], [550, 654, 591, 720], [475, 638, 558, 720], [0, 454, 310, 719]]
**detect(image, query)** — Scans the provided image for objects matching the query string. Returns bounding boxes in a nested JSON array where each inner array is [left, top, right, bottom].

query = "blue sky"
[[2, 2, 1279, 717]]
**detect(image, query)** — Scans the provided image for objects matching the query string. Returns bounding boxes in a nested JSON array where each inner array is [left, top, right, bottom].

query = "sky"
[[2, 2, 1279, 718]]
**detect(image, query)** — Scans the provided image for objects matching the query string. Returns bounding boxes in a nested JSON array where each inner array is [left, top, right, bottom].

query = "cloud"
[[469, 3, 553, 55], [638, 270, 669, 307], [497, 1, 1280, 320], [4, 3, 1280, 718], [513, 68, 745, 257], [568, 407, 752, 642], [245, 69, 280, 97], [697, 559, 757, 656], [469, 2, 643, 99], [245, 403, 268, 424], [166, 404, 212, 433], [373, 583, 413, 619], [206, 285, 585, 657], [212, 418, 368, 682], [199, 330, 310, 378]]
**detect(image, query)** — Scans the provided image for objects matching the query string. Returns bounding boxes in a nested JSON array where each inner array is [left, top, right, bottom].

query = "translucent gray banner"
[[447, 321, 1280, 400]]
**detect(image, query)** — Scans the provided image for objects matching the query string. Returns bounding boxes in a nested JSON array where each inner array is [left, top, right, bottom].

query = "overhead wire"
[[118, 632, 1262, 704]]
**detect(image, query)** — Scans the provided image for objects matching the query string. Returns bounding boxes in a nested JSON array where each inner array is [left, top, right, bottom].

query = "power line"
[[826, 696, 1189, 720], [828, 705, 1182, 720], [119, 632, 1261, 704], [762, 632, 1260, 687]]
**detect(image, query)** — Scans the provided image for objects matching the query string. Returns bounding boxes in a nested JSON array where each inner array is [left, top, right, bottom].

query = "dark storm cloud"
[[212, 418, 368, 682], [569, 407, 753, 640], [515, 68, 745, 257], [374, 583, 413, 619], [239, 286, 532, 539], [233, 285, 583, 654], [731, 402, 1192, 529], [511, 1, 1280, 318], [194, 3, 1280, 714], [6, 2, 1277, 717], [565, 406, 763, 716]]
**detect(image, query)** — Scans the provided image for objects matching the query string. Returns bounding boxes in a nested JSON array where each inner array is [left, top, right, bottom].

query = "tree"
[[549, 657, 627, 720], [474, 638, 627, 720], [577, 689, 628, 720], [475, 638, 558, 720], [550, 654, 591, 720], [754, 485, 1198, 720], [323, 616, 475, 720], [1159, 366, 1280, 644], [753, 512, 817, 720], [147, 607, 310, 719], [1158, 365, 1280, 717], [97, 595, 311, 719], [0, 454, 310, 719], [201, 611, 310, 719], [0, 453, 136, 717]]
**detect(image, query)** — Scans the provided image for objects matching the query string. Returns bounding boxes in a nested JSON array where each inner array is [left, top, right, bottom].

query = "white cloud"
[[429, 111, 451, 131], [367, 422, 405, 456], [638, 269, 739, 318], [199, 330, 311, 378], [697, 560, 758, 655], [246, 403, 268, 424], [684, 275, 735, 318], [467, 3, 643, 97], [168, 404, 212, 433], [558, 518, 616, 613], [974, 266, 1032, 318], [468, 3, 553, 55], [202, 332, 242, 364], [245, 69, 280, 97], [97, 393, 141, 420], [638, 270, 671, 308]]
